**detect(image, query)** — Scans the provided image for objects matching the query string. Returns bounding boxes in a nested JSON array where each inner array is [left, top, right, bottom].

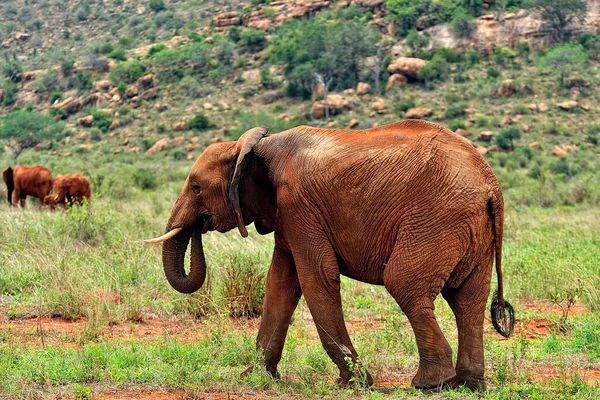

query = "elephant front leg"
[[296, 247, 373, 387], [256, 247, 302, 378]]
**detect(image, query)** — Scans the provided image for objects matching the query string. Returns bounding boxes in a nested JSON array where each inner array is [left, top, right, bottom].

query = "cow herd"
[[2, 164, 91, 209]]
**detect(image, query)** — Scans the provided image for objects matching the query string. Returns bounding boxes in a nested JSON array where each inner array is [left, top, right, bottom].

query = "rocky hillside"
[[0, 0, 599, 208]]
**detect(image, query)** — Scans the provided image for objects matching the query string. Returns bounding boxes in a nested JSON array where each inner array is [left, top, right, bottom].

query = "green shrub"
[[405, 30, 430, 56], [435, 47, 463, 63], [90, 108, 114, 133], [149, 0, 165, 12], [417, 54, 449, 83], [493, 47, 517, 67], [494, 126, 522, 150], [467, 50, 480, 65], [147, 44, 167, 57], [49, 91, 63, 104], [1, 81, 18, 106], [450, 13, 476, 39], [179, 76, 203, 98], [173, 151, 187, 161], [538, 43, 587, 87], [0, 110, 66, 157], [133, 168, 158, 190], [487, 67, 501, 79], [109, 59, 146, 85], [107, 47, 126, 61], [448, 119, 466, 131], [222, 254, 265, 318], [188, 113, 212, 131], [98, 43, 114, 55], [444, 103, 466, 119], [117, 82, 127, 95], [60, 57, 76, 77]]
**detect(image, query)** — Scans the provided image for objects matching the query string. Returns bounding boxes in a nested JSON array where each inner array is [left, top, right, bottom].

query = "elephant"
[[3, 165, 53, 207], [146, 120, 515, 389], [43, 173, 91, 209]]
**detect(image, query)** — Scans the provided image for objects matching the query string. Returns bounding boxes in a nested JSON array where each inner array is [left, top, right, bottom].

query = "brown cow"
[[43, 174, 91, 209], [3, 165, 53, 207]]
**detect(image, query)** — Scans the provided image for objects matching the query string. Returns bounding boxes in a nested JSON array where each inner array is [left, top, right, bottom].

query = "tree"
[[538, 44, 587, 87], [270, 18, 379, 116], [526, 0, 587, 43], [0, 110, 65, 158], [494, 126, 522, 151]]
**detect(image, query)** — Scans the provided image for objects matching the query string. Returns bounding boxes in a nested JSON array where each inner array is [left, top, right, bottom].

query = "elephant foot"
[[412, 362, 456, 389], [337, 369, 374, 387], [447, 369, 486, 390]]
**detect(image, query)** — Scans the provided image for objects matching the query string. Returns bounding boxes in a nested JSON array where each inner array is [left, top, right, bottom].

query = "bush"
[[90, 108, 114, 133], [49, 91, 63, 104], [450, 13, 476, 39], [494, 126, 522, 150], [60, 57, 76, 76], [173, 151, 187, 161], [448, 119, 466, 131], [179, 76, 203, 98], [109, 59, 146, 85], [417, 54, 449, 83], [149, 0, 165, 12], [435, 47, 463, 63], [487, 67, 501, 79], [98, 43, 114, 55], [146, 44, 167, 57], [133, 168, 158, 190], [1, 81, 18, 106], [239, 28, 266, 50], [467, 50, 480, 65], [405, 30, 430, 56], [538, 43, 587, 87], [0, 110, 66, 157], [493, 47, 517, 67], [444, 103, 466, 119], [107, 47, 126, 61], [223, 254, 265, 317], [1, 54, 23, 83], [188, 113, 212, 131], [32, 70, 61, 93]]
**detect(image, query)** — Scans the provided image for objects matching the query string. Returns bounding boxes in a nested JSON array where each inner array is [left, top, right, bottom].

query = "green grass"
[[1, 162, 599, 397]]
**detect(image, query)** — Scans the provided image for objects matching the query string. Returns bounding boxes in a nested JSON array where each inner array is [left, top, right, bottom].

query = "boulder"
[[386, 74, 408, 90], [203, 102, 213, 110], [372, 99, 387, 114], [528, 142, 542, 150], [242, 69, 261, 83], [311, 93, 354, 119], [79, 132, 88, 141], [78, 116, 94, 127], [205, 36, 214, 44], [499, 116, 513, 127], [567, 77, 589, 88], [478, 131, 495, 142], [455, 128, 471, 137], [387, 57, 427, 79], [131, 96, 140, 109], [187, 154, 195, 161], [210, 137, 221, 144], [405, 107, 433, 119], [95, 80, 112, 91], [109, 120, 120, 131], [114, 149, 121, 155], [1, 42, 10, 49], [65, 136, 71, 145], [174, 121, 187, 131], [356, 82, 371, 96], [557, 100, 578, 111], [122, 138, 129, 146], [125, 85, 138, 98], [552, 146, 567, 157], [15, 32, 31, 41], [476, 146, 489, 156], [129, 147, 140, 153], [348, 118, 359, 129], [141, 88, 159, 100], [136, 74, 154, 90], [218, 100, 230, 110], [214, 12, 241, 27], [145, 138, 170, 154], [171, 136, 186, 146], [494, 80, 516, 97], [185, 143, 198, 152], [81, 93, 107, 108], [538, 103, 548, 112], [260, 90, 284, 104]]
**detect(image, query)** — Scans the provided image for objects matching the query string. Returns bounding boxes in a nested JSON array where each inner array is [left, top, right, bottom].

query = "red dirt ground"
[[1, 300, 597, 398]]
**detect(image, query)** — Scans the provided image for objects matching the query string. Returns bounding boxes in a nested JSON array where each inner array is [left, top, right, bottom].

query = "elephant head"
[[145, 127, 274, 294]]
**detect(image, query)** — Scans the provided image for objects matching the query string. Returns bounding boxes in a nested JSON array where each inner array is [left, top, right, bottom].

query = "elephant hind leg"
[[442, 246, 494, 390], [383, 228, 468, 389]]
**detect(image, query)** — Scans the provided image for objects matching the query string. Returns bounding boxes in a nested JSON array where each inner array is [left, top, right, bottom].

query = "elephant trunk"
[[161, 224, 206, 294], [3, 167, 14, 205]]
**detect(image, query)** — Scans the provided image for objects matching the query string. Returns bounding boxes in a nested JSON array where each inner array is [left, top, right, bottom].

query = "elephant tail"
[[3, 167, 14, 205], [488, 190, 514, 338]]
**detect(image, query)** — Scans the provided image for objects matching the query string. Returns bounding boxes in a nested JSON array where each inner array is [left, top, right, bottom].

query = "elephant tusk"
[[144, 227, 183, 244]]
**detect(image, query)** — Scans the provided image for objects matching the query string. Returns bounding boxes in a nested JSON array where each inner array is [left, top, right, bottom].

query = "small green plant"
[[173, 151, 187, 160], [444, 103, 466, 119], [493, 47, 517, 67], [149, 0, 165, 12], [188, 112, 212, 131], [223, 255, 265, 318], [107, 47, 126, 61], [133, 168, 158, 190], [450, 13, 476, 39], [487, 67, 501, 79], [494, 126, 522, 150]]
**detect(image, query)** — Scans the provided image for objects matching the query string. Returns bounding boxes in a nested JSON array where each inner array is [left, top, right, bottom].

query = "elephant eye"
[[191, 183, 201, 194]]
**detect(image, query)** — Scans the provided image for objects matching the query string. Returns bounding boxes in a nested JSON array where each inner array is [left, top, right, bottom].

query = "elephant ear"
[[229, 126, 269, 238]]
